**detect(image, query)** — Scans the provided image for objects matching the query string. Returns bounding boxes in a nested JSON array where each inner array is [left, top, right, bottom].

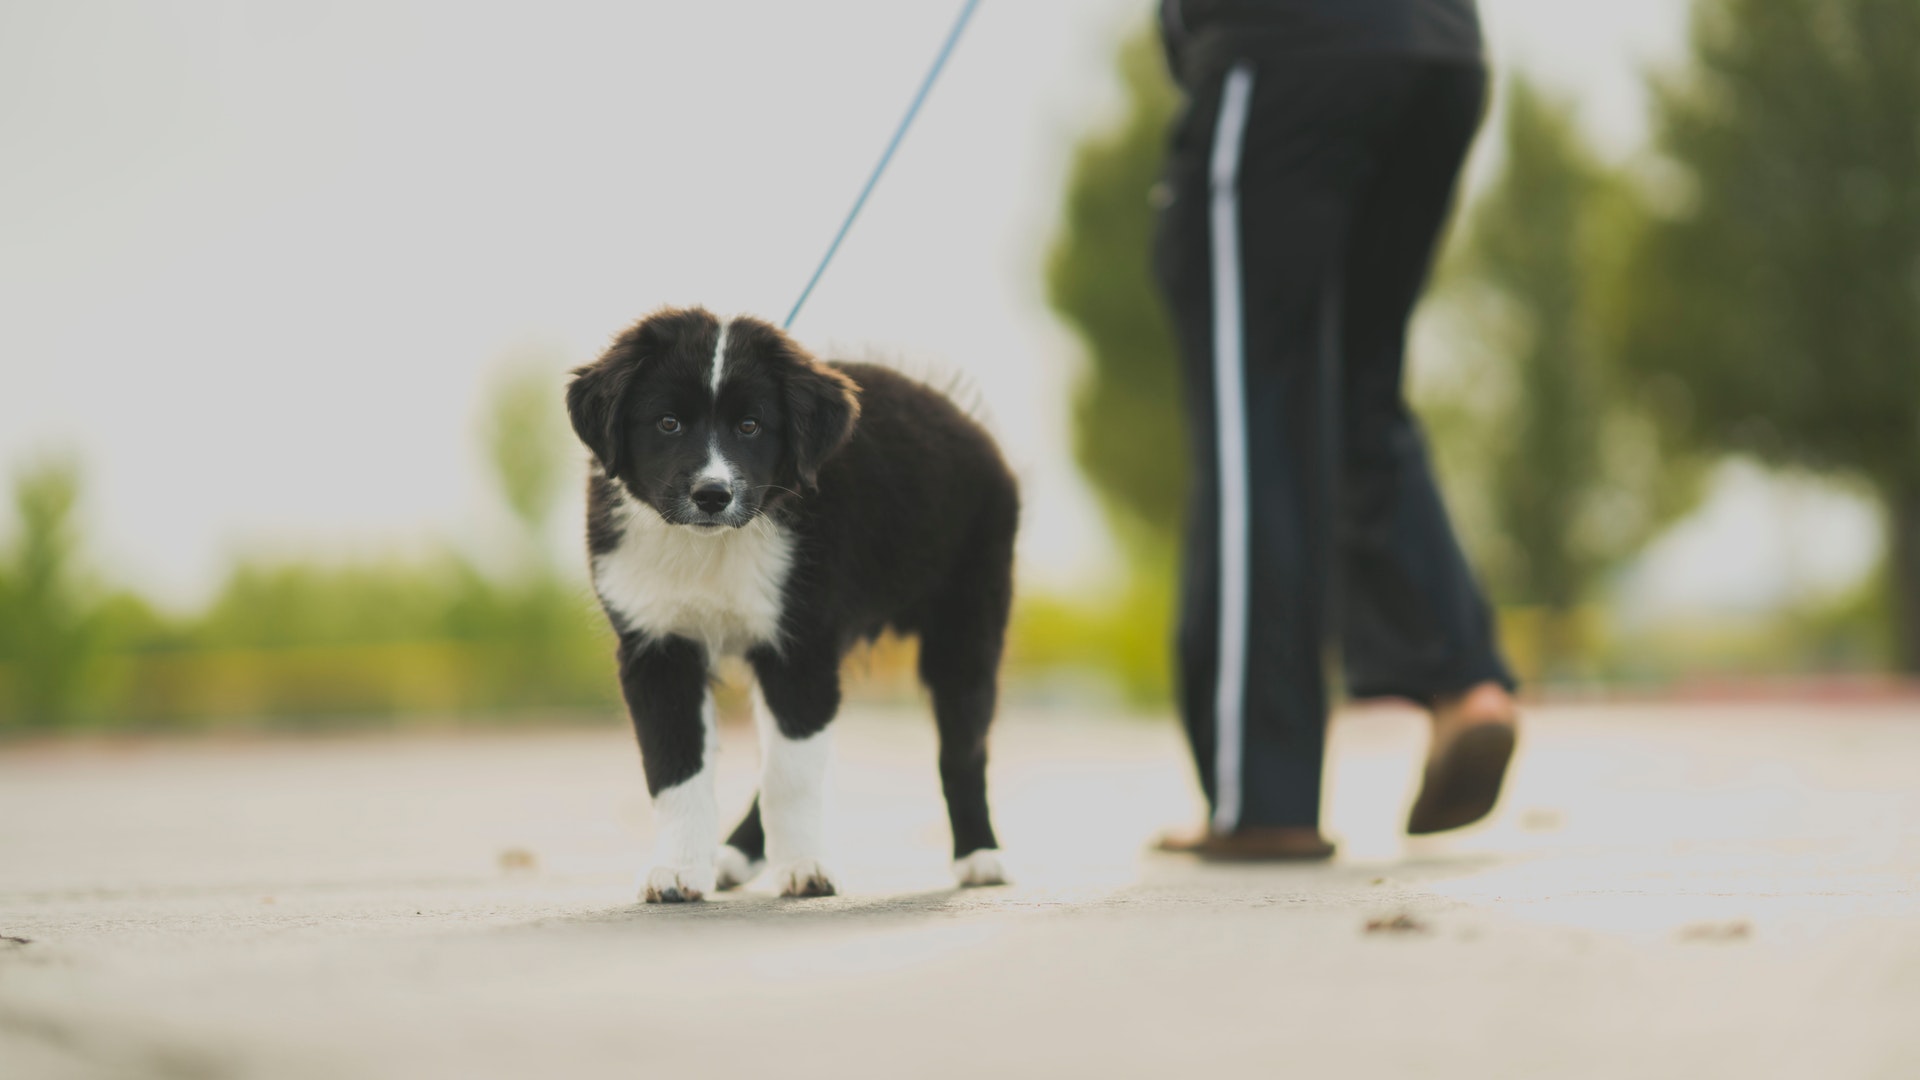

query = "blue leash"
[[783, 0, 983, 330]]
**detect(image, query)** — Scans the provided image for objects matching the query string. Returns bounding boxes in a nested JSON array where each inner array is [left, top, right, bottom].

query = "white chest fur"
[[591, 493, 795, 659]]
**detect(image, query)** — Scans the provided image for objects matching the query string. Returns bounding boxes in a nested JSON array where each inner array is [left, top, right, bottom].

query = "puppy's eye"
[[657, 415, 682, 434], [737, 418, 760, 436]]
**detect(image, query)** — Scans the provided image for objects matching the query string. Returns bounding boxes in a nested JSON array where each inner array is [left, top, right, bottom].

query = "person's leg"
[[1336, 60, 1511, 704], [1156, 62, 1240, 835], [1156, 54, 1417, 846], [1332, 60, 1517, 833]]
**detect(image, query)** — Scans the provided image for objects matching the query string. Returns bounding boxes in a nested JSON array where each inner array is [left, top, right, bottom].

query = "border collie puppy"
[[566, 307, 1017, 902]]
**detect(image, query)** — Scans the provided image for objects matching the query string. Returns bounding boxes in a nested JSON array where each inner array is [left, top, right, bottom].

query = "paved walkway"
[[3, 702, 1919, 1079]]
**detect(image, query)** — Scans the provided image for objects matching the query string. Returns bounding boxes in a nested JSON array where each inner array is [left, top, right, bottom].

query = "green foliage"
[[1045, 28, 1185, 561], [192, 561, 461, 650], [141, 555, 616, 725], [1008, 574, 1174, 707], [1619, 0, 1920, 667], [1429, 75, 1702, 677], [1035, 27, 1187, 702], [483, 360, 569, 548], [0, 459, 100, 728], [0, 366, 619, 733]]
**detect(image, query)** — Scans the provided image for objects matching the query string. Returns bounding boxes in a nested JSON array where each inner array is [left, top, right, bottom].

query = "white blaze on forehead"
[[709, 318, 732, 398], [697, 440, 732, 488], [699, 316, 735, 491]]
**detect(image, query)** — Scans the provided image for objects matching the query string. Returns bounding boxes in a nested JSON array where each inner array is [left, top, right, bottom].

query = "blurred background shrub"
[[0, 369, 618, 733]]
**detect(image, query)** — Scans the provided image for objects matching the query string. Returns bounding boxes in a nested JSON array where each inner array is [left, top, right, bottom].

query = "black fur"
[[569, 307, 1017, 863], [616, 633, 709, 795]]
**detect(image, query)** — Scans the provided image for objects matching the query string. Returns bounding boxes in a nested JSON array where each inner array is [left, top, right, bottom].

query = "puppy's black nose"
[[691, 484, 732, 515]]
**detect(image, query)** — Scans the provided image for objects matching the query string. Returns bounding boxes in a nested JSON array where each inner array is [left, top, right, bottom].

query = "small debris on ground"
[[1679, 920, 1752, 943], [1520, 808, 1565, 832], [1, 935, 30, 946], [1365, 913, 1430, 935], [1369, 877, 1389, 886], [499, 848, 539, 874]]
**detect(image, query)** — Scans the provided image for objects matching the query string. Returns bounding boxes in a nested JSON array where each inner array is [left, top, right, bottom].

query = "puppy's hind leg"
[[918, 573, 1013, 887], [747, 648, 842, 898], [716, 795, 766, 891], [921, 639, 1007, 886], [919, 487, 1016, 888]]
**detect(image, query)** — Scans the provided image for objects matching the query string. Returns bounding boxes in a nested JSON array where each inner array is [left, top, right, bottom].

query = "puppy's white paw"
[[773, 858, 838, 898], [714, 845, 763, 891], [952, 849, 1007, 888], [641, 864, 715, 904]]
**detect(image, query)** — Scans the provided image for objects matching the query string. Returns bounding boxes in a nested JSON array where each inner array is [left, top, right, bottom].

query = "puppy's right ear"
[[569, 308, 715, 474], [566, 356, 630, 474]]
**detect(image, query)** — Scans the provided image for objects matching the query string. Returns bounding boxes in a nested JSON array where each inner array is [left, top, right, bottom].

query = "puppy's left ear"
[[784, 351, 861, 493], [566, 356, 630, 474]]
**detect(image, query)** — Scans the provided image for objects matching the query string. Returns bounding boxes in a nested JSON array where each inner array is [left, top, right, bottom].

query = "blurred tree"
[[482, 361, 570, 562], [0, 460, 103, 729], [1045, 27, 1183, 563], [1041, 31, 1696, 685], [1040, 26, 1182, 702], [476, 358, 595, 697], [1620, 0, 1920, 670], [1429, 76, 1700, 678]]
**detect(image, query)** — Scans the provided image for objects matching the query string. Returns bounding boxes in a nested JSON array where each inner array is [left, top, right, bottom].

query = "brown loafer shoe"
[[1408, 683, 1518, 835], [1154, 825, 1336, 862]]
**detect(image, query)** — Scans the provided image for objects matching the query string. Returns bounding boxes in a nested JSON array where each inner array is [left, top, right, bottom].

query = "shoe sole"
[[1151, 834, 1336, 862], [1407, 724, 1517, 836], [1193, 843, 1335, 863]]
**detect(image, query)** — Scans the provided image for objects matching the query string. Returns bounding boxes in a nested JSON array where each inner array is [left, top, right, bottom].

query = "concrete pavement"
[[4, 701, 1920, 1078]]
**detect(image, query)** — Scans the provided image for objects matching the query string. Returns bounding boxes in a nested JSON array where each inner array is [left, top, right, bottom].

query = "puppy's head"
[[567, 307, 860, 529]]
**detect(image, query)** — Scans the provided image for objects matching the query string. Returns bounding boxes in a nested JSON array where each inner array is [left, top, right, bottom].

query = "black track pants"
[[1153, 54, 1514, 831]]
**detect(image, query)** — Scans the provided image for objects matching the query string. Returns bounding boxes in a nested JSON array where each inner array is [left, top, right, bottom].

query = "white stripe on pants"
[[1208, 63, 1255, 833]]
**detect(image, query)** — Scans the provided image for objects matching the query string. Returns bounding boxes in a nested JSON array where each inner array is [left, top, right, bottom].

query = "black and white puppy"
[[567, 307, 1017, 902]]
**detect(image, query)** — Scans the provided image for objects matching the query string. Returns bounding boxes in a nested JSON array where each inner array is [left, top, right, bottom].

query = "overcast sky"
[[0, 0, 1877, 613]]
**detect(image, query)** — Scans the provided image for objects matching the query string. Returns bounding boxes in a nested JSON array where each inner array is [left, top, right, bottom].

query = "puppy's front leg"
[[749, 644, 841, 898], [619, 634, 718, 903]]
